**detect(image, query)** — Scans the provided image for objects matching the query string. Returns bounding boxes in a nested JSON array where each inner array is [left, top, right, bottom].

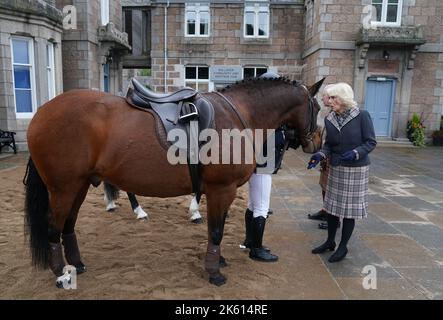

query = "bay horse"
[[24, 76, 324, 287]]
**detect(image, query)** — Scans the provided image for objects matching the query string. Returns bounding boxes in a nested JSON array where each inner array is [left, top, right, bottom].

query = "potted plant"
[[407, 113, 426, 147]]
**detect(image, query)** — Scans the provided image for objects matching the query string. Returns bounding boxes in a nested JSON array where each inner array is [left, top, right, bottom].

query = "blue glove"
[[341, 150, 357, 161], [307, 153, 324, 169]]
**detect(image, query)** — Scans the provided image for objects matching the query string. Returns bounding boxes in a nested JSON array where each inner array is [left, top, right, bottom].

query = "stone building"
[[302, 0, 443, 139], [0, 0, 64, 151], [122, 0, 306, 92], [122, 0, 443, 140], [55, 0, 131, 95]]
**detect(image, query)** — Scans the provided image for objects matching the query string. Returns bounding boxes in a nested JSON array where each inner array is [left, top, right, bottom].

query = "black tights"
[[326, 214, 355, 250]]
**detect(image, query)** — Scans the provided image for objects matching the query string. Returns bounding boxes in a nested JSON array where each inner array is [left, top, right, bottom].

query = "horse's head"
[[284, 78, 325, 153]]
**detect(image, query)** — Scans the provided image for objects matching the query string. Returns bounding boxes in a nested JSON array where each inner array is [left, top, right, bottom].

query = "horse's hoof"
[[209, 273, 226, 286], [106, 202, 117, 212], [134, 207, 148, 220], [76, 265, 87, 274], [219, 256, 228, 268], [191, 218, 203, 224]]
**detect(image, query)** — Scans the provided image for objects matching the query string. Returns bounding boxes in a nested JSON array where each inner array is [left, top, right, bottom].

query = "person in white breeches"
[[248, 173, 272, 219]]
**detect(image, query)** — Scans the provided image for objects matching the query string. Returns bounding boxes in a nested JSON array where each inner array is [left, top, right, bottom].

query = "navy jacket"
[[320, 109, 377, 167]]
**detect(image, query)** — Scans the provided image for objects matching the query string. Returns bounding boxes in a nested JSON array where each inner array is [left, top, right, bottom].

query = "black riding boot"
[[243, 209, 270, 252], [249, 216, 278, 262]]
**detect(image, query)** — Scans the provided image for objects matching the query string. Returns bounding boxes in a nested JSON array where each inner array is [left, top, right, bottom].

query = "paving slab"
[[390, 223, 443, 251], [396, 268, 443, 300], [406, 187, 443, 204], [368, 194, 392, 204], [335, 277, 427, 300], [360, 234, 440, 268], [424, 212, 443, 229], [385, 196, 441, 212], [356, 213, 401, 235], [369, 203, 426, 222]]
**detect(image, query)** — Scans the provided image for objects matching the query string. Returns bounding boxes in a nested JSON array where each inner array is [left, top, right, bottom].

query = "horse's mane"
[[217, 76, 301, 93]]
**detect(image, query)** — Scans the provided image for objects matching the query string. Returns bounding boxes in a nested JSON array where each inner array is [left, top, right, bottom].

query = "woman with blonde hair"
[[307, 82, 377, 262]]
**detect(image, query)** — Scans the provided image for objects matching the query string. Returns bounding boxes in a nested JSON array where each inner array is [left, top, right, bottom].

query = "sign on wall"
[[210, 66, 242, 83]]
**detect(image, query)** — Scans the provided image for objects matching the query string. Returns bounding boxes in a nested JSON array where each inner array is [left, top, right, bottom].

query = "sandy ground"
[[0, 153, 306, 300]]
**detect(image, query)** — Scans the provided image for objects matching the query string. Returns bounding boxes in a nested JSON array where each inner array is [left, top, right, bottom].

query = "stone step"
[[376, 137, 415, 147]]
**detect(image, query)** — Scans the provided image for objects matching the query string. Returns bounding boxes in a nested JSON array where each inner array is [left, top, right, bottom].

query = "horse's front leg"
[[204, 184, 236, 286]]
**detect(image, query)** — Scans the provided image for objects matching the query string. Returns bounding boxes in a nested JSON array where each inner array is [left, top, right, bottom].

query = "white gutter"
[[164, 1, 170, 93]]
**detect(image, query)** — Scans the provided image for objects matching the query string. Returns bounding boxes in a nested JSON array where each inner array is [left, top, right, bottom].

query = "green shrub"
[[407, 113, 426, 147]]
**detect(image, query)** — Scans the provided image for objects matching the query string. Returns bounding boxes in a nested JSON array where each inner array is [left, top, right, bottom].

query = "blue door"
[[364, 78, 395, 137]]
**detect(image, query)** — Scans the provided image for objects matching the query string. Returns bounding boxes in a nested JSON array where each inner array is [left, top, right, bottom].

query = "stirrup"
[[178, 103, 198, 123]]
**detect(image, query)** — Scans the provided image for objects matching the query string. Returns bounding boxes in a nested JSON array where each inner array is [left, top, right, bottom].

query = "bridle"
[[285, 84, 319, 149]]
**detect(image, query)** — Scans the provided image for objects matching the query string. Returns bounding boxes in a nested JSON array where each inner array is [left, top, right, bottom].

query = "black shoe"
[[308, 210, 327, 221], [242, 240, 271, 252], [328, 247, 348, 263], [318, 220, 340, 230], [267, 209, 273, 215], [249, 216, 278, 262], [311, 241, 336, 254], [249, 247, 278, 262]]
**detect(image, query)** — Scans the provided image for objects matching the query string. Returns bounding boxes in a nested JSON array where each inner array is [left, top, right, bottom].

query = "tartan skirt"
[[324, 165, 370, 219]]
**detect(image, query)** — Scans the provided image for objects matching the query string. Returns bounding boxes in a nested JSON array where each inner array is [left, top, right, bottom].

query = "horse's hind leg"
[[62, 182, 90, 274], [47, 182, 88, 287], [127, 193, 148, 220], [104, 182, 118, 212], [204, 184, 236, 286]]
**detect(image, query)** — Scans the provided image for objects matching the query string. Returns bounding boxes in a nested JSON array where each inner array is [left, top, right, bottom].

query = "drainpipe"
[[164, 1, 170, 93]]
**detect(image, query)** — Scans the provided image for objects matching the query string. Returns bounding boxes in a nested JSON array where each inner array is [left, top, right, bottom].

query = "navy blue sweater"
[[320, 109, 377, 167]]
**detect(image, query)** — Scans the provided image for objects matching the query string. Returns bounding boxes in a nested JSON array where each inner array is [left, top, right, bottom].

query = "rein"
[[213, 91, 251, 130], [299, 85, 318, 144]]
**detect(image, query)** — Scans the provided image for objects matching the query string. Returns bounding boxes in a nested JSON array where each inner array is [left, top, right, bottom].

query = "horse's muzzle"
[[301, 127, 323, 153]]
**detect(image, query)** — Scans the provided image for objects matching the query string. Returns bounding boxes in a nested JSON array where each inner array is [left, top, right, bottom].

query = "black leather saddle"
[[126, 78, 215, 203], [126, 78, 215, 148]]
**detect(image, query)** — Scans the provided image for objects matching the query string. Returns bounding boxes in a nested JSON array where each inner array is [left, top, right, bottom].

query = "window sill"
[[240, 37, 271, 45], [182, 37, 213, 45]]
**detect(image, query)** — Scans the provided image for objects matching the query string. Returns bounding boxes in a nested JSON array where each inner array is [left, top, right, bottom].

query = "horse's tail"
[[23, 157, 50, 269], [104, 182, 120, 201]]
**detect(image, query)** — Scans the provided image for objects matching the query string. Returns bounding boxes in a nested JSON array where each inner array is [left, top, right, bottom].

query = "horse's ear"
[[308, 78, 326, 97]]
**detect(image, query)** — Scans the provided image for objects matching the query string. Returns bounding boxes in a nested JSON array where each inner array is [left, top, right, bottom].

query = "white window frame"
[[101, 0, 110, 26], [244, 2, 270, 39], [242, 66, 268, 79], [10, 36, 37, 119], [185, 65, 210, 91], [46, 42, 56, 100], [185, 3, 210, 37], [371, 0, 402, 27]]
